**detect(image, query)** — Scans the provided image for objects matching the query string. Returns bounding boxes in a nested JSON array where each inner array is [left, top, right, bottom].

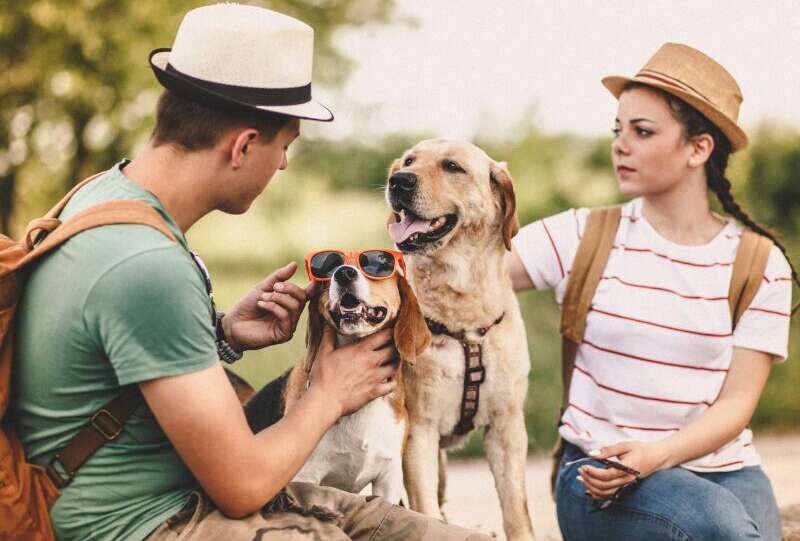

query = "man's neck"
[[121, 143, 220, 232]]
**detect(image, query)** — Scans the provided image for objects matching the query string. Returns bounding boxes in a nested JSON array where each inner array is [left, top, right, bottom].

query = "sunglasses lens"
[[359, 250, 395, 277], [310, 251, 345, 278]]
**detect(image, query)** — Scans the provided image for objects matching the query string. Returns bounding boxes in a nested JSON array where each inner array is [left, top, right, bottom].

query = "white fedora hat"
[[150, 3, 333, 122]]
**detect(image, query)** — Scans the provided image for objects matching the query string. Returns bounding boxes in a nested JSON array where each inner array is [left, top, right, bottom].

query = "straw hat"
[[602, 43, 747, 151], [149, 3, 332, 122]]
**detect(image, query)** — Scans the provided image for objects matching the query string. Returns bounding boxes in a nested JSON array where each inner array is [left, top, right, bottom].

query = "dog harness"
[[424, 313, 505, 436]]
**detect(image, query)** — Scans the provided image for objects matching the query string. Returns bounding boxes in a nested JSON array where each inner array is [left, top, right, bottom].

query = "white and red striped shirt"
[[513, 198, 792, 472]]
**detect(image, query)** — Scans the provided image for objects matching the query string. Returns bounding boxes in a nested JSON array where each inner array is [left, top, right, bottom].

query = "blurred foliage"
[[745, 125, 800, 238], [0, 0, 397, 233], [2, 2, 798, 459]]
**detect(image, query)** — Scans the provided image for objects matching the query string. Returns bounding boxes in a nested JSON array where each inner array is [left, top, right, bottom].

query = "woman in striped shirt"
[[507, 43, 797, 541]]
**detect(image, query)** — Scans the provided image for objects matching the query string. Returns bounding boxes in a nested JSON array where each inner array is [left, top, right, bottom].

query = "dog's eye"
[[403, 156, 414, 167], [442, 160, 464, 174]]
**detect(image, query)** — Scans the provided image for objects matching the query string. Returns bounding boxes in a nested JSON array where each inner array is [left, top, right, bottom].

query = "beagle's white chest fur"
[[292, 335, 406, 504]]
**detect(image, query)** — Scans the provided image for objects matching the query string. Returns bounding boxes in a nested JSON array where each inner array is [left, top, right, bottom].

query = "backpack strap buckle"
[[46, 454, 75, 489], [91, 409, 123, 441]]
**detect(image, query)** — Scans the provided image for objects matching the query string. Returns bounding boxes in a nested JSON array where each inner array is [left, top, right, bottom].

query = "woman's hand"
[[577, 440, 670, 500]]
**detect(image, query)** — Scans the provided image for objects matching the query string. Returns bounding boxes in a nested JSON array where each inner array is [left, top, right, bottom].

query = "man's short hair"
[[151, 90, 292, 151]]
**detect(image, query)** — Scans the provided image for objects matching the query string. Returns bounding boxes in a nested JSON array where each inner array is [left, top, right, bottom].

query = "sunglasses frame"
[[304, 248, 406, 282]]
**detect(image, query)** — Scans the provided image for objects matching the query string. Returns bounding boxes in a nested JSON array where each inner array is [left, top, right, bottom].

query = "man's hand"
[[223, 262, 316, 351], [308, 325, 398, 418]]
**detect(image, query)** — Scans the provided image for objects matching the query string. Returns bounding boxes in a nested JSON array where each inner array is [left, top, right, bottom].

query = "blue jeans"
[[555, 442, 782, 541]]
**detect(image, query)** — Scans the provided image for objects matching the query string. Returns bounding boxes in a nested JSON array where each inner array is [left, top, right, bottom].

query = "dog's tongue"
[[388, 213, 432, 243]]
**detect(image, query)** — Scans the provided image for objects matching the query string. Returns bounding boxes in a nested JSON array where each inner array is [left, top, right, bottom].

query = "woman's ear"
[[304, 291, 325, 372], [688, 133, 715, 169], [490, 160, 519, 251], [394, 274, 431, 365]]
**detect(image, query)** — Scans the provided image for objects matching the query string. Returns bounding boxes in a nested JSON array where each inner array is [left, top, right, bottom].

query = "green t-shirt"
[[14, 162, 219, 540]]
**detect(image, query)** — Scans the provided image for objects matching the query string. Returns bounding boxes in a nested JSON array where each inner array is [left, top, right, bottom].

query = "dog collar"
[[424, 313, 505, 343]]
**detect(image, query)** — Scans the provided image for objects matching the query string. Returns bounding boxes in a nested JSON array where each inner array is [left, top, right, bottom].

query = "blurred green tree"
[[745, 126, 800, 239], [0, 0, 398, 233]]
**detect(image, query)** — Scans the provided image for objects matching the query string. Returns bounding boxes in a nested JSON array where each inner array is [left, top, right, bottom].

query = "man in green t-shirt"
[[14, 4, 489, 541]]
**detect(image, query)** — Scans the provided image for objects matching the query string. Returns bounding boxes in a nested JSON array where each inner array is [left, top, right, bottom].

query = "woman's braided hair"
[[626, 82, 799, 315]]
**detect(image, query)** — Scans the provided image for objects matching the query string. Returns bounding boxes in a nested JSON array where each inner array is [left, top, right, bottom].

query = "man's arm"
[[140, 324, 397, 518]]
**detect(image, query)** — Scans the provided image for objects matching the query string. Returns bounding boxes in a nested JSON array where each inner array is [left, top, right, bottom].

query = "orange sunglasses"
[[305, 249, 406, 282]]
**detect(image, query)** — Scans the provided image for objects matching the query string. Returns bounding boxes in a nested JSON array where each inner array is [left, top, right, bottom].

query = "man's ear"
[[489, 160, 519, 251], [230, 129, 259, 169], [304, 291, 326, 372], [394, 274, 431, 365]]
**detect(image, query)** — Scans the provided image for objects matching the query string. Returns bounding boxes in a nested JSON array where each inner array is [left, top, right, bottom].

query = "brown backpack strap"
[[559, 205, 621, 401], [22, 194, 179, 490], [19, 200, 177, 269], [45, 386, 142, 488], [729, 229, 773, 328], [551, 206, 621, 496]]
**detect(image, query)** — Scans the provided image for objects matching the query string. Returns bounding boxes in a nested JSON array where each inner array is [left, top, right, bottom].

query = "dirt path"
[[442, 433, 800, 540]]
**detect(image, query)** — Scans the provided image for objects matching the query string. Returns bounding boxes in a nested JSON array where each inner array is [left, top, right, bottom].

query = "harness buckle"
[[466, 365, 486, 383]]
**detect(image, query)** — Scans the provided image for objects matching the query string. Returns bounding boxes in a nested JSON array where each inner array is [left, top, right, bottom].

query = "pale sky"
[[310, 0, 800, 142]]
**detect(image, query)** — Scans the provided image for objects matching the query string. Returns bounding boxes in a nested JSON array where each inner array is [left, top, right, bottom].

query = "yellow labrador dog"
[[386, 139, 534, 541]]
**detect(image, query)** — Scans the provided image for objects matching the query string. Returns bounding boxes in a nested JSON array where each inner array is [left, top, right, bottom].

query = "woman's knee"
[[680, 512, 761, 540], [666, 485, 762, 541]]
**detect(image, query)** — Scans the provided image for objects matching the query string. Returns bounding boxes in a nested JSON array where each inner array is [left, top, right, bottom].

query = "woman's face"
[[611, 86, 695, 198]]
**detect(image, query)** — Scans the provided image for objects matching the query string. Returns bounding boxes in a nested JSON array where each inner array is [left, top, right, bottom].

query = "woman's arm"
[[505, 247, 535, 291], [579, 346, 773, 499]]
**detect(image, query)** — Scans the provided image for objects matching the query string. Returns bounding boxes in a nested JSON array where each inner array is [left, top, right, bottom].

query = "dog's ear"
[[490, 160, 519, 251], [304, 291, 326, 373], [394, 274, 431, 365]]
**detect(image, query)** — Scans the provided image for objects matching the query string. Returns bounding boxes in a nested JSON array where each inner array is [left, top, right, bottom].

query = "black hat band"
[[165, 62, 311, 106]]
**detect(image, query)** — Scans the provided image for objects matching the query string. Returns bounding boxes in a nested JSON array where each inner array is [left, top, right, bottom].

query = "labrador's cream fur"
[[386, 139, 535, 540]]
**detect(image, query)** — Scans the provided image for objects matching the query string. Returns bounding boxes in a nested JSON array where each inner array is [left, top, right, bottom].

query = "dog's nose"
[[389, 172, 417, 193], [333, 265, 358, 285]]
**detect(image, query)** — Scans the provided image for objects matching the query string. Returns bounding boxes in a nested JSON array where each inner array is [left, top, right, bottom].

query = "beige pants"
[[147, 482, 490, 541]]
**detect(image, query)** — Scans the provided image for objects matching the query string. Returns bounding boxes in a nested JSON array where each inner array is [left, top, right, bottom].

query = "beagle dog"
[[386, 139, 535, 541], [282, 249, 430, 503]]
